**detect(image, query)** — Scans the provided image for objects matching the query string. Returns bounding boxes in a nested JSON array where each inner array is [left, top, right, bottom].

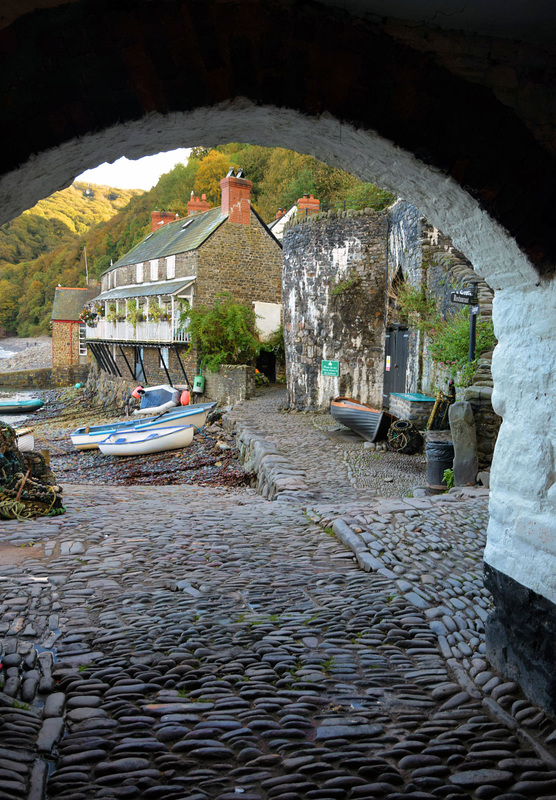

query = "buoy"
[[180, 390, 190, 406], [131, 386, 144, 399], [74, 383, 82, 389]]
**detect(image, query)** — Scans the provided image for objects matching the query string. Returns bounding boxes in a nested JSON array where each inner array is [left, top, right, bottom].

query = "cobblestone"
[[0, 386, 555, 798]]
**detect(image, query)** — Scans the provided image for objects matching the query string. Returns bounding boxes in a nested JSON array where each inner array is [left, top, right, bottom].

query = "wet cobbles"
[[0, 389, 555, 799]]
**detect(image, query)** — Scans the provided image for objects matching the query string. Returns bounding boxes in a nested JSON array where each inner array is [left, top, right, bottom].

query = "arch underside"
[[1, 0, 555, 712]]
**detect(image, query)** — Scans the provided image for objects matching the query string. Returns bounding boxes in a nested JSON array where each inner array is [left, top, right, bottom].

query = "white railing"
[[86, 318, 190, 343]]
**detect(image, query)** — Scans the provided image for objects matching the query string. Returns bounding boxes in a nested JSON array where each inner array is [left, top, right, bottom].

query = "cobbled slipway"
[[0, 387, 555, 800]]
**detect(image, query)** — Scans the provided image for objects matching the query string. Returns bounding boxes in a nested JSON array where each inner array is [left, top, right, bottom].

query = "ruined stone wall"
[[196, 211, 282, 309], [0, 365, 90, 390], [283, 209, 388, 410]]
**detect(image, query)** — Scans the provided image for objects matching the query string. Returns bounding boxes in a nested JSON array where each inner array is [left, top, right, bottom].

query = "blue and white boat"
[[70, 402, 216, 451], [99, 424, 195, 456]]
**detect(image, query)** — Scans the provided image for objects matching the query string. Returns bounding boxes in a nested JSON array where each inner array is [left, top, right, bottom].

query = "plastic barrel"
[[426, 440, 454, 487], [192, 374, 205, 394]]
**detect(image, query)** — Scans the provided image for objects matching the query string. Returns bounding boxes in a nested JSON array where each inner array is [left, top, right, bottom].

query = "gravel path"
[[0, 386, 555, 799]]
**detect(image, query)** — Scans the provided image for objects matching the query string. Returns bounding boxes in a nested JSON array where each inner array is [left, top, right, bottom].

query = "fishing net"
[[0, 424, 65, 520], [387, 420, 424, 455]]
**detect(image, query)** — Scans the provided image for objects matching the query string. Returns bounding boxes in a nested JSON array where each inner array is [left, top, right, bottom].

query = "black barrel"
[[426, 440, 454, 487]]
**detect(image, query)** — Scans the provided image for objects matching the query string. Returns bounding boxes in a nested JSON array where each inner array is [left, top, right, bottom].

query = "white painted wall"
[[0, 101, 553, 602], [254, 301, 282, 341]]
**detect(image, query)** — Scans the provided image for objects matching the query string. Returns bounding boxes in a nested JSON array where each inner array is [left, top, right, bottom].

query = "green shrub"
[[181, 292, 261, 372], [260, 325, 285, 363], [428, 308, 496, 377]]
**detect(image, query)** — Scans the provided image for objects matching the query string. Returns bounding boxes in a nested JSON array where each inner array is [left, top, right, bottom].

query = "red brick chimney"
[[187, 192, 211, 216], [275, 208, 285, 219], [151, 211, 177, 232], [220, 173, 253, 224], [297, 193, 320, 216]]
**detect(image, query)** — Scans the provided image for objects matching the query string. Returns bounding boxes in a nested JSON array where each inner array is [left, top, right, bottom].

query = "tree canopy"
[[1, 144, 395, 337]]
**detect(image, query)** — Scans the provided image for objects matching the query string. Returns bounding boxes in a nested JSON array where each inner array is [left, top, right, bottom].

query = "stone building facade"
[[51, 285, 99, 367], [283, 208, 388, 410], [87, 172, 283, 388]]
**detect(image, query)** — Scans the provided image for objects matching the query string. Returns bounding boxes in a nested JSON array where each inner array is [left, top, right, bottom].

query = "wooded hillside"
[[0, 145, 394, 337]]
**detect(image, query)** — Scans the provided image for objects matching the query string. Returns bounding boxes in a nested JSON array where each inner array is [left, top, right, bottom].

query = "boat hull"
[[70, 402, 216, 451], [16, 428, 34, 452], [99, 424, 195, 456], [0, 399, 43, 414], [330, 397, 394, 442]]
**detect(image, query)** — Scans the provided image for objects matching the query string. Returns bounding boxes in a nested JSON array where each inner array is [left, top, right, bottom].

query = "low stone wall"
[[83, 366, 139, 414], [223, 417, 313, 502], [389, 392, 436, 429], [0, 365, 90, 389], [203, 365, 256, 406]]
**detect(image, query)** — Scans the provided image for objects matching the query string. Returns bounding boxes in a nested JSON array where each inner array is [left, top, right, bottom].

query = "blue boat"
[[70, 402, 216, 451], [0, 398, 44, 414]]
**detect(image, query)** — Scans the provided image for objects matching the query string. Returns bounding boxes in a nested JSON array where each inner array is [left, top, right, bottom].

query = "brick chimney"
[[151, 211, 177, 232], [187, 191, 211, 216], [297, 193, 320, 216], [275, 208, 285, 219], [220, 172, 253, 224]]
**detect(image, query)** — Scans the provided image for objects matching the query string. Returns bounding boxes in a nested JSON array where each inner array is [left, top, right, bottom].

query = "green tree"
[[0, 279, 20, 332], [182, 292, 260, 372]]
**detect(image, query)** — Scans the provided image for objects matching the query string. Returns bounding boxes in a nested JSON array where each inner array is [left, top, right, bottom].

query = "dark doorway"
[[256, 351, 276, 382], [382, 325, 409, 408]]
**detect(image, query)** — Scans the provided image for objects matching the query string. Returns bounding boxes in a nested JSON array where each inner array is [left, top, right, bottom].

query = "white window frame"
[[150, 259, 159, 281], [136, 263, 143, 283], [78, 324, 87, 356], [113, 271, 117, 287], [166, 255, 176, 279]]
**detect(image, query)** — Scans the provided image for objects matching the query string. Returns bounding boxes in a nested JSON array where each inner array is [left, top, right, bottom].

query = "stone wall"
[[52, 320, 81, 367], [83, 365, 139, 413], [111, 344, 197, 388], [203, 365, 256, 406], [283, 208, 388, 410], [0, 365, 90, 389], [196, 210, 282, 309]]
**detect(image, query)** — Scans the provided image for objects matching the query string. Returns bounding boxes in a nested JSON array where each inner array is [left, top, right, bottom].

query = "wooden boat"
[[330, 396, 395, 442], [0, 398, 43, 414], [133, 384, 180, 415], [15, 427, 34, 452], [98, 424, 195, 456], [70, 402, 216, 451]]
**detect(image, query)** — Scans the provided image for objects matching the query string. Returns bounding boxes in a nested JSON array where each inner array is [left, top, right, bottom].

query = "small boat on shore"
[[330, 396, 395, 442], [70, 402, 216, 451], [133, 384, 180, 415], [0, 398, 43, 414], [99, 424, 195, 456]]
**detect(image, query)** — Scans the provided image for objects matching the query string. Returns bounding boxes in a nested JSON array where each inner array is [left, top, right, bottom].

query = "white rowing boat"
[[98, 424, 195, 456], [70, 402, 216, 451], [15, 427, 34, 452]]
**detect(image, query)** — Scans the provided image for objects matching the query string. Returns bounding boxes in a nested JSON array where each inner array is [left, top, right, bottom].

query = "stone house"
[[85, 172, 283, 387], [282, 201, 499, 465], [51, 285, 99, 367]]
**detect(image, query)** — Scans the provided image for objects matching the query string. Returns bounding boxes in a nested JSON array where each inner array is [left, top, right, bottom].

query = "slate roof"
[[105, 207, 226, 273], [51, 286, 100, 321], [94, 277, 195, 303]]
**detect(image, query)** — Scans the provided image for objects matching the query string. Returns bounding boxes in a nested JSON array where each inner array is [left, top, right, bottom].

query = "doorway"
[[382, 325, 409, 408]]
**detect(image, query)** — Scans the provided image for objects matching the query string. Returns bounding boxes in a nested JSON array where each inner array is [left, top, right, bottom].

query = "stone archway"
[[0, 0, 555, 711]]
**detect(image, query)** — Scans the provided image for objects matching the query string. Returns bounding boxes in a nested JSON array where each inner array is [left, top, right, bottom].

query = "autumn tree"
[[193, 151, 232, 205]]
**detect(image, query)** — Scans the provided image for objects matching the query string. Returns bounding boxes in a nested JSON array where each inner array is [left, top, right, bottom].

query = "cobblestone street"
[[1, 388, 555, 800]]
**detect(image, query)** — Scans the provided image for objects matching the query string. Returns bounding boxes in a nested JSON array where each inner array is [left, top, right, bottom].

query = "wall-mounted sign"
[[321, 360, 340, 377], [385, 355, 391, 372], [451, 288, 478, 305]]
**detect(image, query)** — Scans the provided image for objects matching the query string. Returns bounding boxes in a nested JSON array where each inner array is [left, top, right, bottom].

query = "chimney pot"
[[220, 173, 253, 225], [297, 193, 320, 216], [151, 210, 177, 231], [187, 193, 211, 216]]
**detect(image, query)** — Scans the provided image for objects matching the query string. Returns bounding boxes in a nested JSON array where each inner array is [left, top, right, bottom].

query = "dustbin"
[[192, 374, 205, 394], [426, 440, 454, 488]]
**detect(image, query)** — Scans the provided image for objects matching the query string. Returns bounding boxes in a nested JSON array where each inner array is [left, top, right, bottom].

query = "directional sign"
[[321, 360, 340, 377], [451, 289, 478, 305]]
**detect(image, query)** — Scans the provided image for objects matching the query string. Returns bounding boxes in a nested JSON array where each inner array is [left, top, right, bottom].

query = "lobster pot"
[[426, 440, 454, 488]]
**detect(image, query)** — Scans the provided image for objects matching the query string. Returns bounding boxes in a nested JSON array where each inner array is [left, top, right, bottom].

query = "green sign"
[[321, 360, 340, 377]]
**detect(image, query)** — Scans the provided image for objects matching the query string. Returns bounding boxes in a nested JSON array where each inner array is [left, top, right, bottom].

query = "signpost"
[[321, 360, 340, 377], [451, 286, 479, 362]]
